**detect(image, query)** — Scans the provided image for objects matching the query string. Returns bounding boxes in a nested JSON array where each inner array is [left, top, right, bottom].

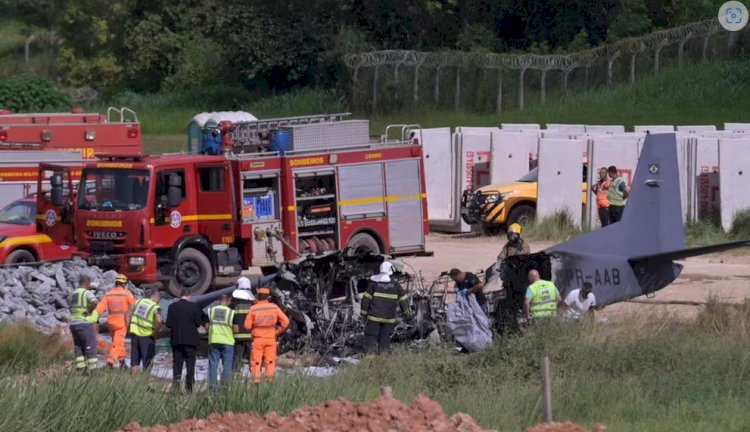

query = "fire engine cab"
[[37, 118, 429, 296]]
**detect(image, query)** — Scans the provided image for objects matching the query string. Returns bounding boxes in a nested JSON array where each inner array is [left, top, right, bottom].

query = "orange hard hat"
[[257, 287, 271, 295]]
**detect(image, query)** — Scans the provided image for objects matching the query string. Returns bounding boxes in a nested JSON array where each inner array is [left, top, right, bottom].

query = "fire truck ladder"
[[231, 112, 351, 152]]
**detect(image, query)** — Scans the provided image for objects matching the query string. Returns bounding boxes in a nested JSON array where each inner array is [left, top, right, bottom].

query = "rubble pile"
[[122, 394, 495, 432], [0, 258, 142, 330]]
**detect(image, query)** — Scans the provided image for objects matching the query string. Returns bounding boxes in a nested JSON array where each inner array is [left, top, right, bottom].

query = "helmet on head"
[[204, 119, 218, 130], [257, 287, 271, 295], [115, 274, 128, 285], [232, 289, 255, 301], [236, 276, 251, 290], [379, 261, 394, 276], [507, 223, 522, 241]]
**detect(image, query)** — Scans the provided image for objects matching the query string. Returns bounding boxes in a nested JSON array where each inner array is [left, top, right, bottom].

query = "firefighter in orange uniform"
[[244, 287, 289, 383], [91, 274, 136, 368]]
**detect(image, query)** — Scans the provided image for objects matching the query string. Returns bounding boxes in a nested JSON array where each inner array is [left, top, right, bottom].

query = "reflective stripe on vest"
[[130, 298, 158, 336], [529, 280, 558, 317], [367, 315, 397, 324], [69, 288, 89, 321], [209, 305, 235, 345], [607, 177, 626, 206], [233, 307, 252, 340]]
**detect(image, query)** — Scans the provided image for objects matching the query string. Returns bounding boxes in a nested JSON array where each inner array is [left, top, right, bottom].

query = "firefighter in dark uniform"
[[360, 261, 411, 353], [497, 223, 530, 263], [231, 277, 255, 373]]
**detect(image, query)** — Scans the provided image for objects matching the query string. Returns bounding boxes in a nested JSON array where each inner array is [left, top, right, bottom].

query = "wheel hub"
[[177, 260, 201, 288]]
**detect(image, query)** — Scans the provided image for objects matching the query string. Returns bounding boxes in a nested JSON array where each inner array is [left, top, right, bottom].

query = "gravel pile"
[[0, 258, 143, 331], [121, 394, 495, 432]]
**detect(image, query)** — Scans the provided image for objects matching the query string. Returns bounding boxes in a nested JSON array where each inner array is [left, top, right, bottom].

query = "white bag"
[[446, 292, 493, 352]]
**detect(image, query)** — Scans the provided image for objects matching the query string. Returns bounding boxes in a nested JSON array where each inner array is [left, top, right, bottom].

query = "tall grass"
[[2, 309, 750, 432], [523, 209, 587, 242], [0, 322, 68, 374], [685, 209, 750, 247]]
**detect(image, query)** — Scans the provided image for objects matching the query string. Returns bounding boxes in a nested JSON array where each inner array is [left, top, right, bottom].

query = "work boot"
[[119, 360, 128, 370]]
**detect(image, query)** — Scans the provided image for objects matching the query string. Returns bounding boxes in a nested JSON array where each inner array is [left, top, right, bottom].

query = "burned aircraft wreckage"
[[239, 248, 544, 357]]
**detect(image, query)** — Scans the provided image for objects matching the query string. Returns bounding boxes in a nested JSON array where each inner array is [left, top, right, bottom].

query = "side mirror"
[[168, 174, 182, 207], [50, 174, 64, 207]]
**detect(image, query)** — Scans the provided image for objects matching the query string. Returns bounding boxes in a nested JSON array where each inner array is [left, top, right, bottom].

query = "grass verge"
[[2, 302, 749, 431], [0, 322, 68, 374]]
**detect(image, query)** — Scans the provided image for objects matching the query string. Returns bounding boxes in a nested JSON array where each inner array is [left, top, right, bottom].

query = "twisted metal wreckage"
[[229, 249, 536, 357]]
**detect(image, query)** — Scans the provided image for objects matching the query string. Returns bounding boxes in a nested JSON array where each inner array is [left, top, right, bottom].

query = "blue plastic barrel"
[[269, 130, 292, 155]]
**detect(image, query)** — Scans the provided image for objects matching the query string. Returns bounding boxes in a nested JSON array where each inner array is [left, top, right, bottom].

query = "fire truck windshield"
[[77, 168, 150, 211]]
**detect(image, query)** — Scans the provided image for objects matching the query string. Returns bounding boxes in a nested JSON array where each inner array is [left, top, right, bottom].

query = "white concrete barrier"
[[537, 139, 586, 227], [719, 137, 750, 231]]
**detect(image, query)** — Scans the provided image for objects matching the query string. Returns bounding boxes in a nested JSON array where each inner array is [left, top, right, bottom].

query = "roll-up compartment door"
[[385, 159, 424, 252], [339, 163, 385, 219]]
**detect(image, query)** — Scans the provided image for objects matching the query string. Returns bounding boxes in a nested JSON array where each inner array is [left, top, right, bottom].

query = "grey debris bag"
[[446, 292, 493, 352]]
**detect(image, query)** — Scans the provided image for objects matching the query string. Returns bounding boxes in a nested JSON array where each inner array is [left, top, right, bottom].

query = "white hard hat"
[[232, 289, 255, 301], [237, 276, 251, 290], [379, 261, 394, 275]]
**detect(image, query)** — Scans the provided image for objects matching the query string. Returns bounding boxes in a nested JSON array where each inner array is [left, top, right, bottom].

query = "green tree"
[[607, 0, 653, 41], [56, 0, 132, 91]]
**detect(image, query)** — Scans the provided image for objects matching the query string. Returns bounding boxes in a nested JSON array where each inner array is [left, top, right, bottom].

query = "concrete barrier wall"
[[420, 127, 454, 222], [490, 131, 537, 184], [719, 138, 750, 231], [537, 139, 586, 227]]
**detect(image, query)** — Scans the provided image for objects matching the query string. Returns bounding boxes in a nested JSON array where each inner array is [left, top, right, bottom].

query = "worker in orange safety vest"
[[243, 287, 289, 383], [91, 274, 136, 368]]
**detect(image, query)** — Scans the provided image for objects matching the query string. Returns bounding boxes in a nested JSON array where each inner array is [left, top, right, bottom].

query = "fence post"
[[541, 356, 553, 423]]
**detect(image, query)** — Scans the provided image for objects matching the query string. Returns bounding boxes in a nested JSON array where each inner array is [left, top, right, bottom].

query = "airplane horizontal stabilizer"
[[628, 239, 750, 264]]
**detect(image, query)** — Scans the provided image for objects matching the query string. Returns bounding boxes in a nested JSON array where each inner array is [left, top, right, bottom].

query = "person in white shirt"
[[562, 282, 596, 320]]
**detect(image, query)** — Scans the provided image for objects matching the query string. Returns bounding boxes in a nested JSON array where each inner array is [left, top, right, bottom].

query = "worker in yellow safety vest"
[[68, 274, 99, 374], [128, 289, 162, 377], [523, 269, 562, 322], [206, 295, 236, 391]]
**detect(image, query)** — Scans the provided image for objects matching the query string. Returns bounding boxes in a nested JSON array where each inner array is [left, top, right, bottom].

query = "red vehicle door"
[[194, 162, 235, 244], [36, 163, 75, 245]]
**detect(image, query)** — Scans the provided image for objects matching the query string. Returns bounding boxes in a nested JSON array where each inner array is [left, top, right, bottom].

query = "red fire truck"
[[0, 107, 144, 263], [36, 120, 429, 296], [0, 107, 142, 157]]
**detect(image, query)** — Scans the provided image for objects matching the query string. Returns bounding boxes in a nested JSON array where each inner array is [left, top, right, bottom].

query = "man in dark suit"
[[166, 288, 206, 393]]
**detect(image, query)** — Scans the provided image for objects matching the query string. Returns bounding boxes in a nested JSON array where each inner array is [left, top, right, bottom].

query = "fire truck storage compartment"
[[242, 171, 284, 266], [284, 120, 370, 152], [338, 163, 385, 219], [385, 159, 425, 253], [294, 169, 338, 254]]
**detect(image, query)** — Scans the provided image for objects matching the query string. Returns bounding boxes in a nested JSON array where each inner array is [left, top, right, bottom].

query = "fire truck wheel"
[[346, 233, 381, 257], [6, 249, 36, 264], [169, 248, 212, 296]]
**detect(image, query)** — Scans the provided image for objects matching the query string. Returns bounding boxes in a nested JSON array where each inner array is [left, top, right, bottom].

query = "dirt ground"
[[400, 233, 750, 320]]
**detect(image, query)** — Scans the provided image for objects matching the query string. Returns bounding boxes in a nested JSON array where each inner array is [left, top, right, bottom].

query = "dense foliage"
[[0, 0, 723, 94], [0, 75, 72, 111]]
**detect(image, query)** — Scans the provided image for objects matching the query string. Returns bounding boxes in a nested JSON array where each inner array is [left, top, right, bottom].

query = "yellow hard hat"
[[115, 274, 128, 285], [508, 223, 522, 235]]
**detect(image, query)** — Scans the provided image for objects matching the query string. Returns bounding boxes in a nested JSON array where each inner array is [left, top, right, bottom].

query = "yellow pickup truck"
[[461, 164, 589, 234]]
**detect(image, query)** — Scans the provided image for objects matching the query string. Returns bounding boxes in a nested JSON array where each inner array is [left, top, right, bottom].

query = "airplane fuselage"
[[549, 251, 684, 307]]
